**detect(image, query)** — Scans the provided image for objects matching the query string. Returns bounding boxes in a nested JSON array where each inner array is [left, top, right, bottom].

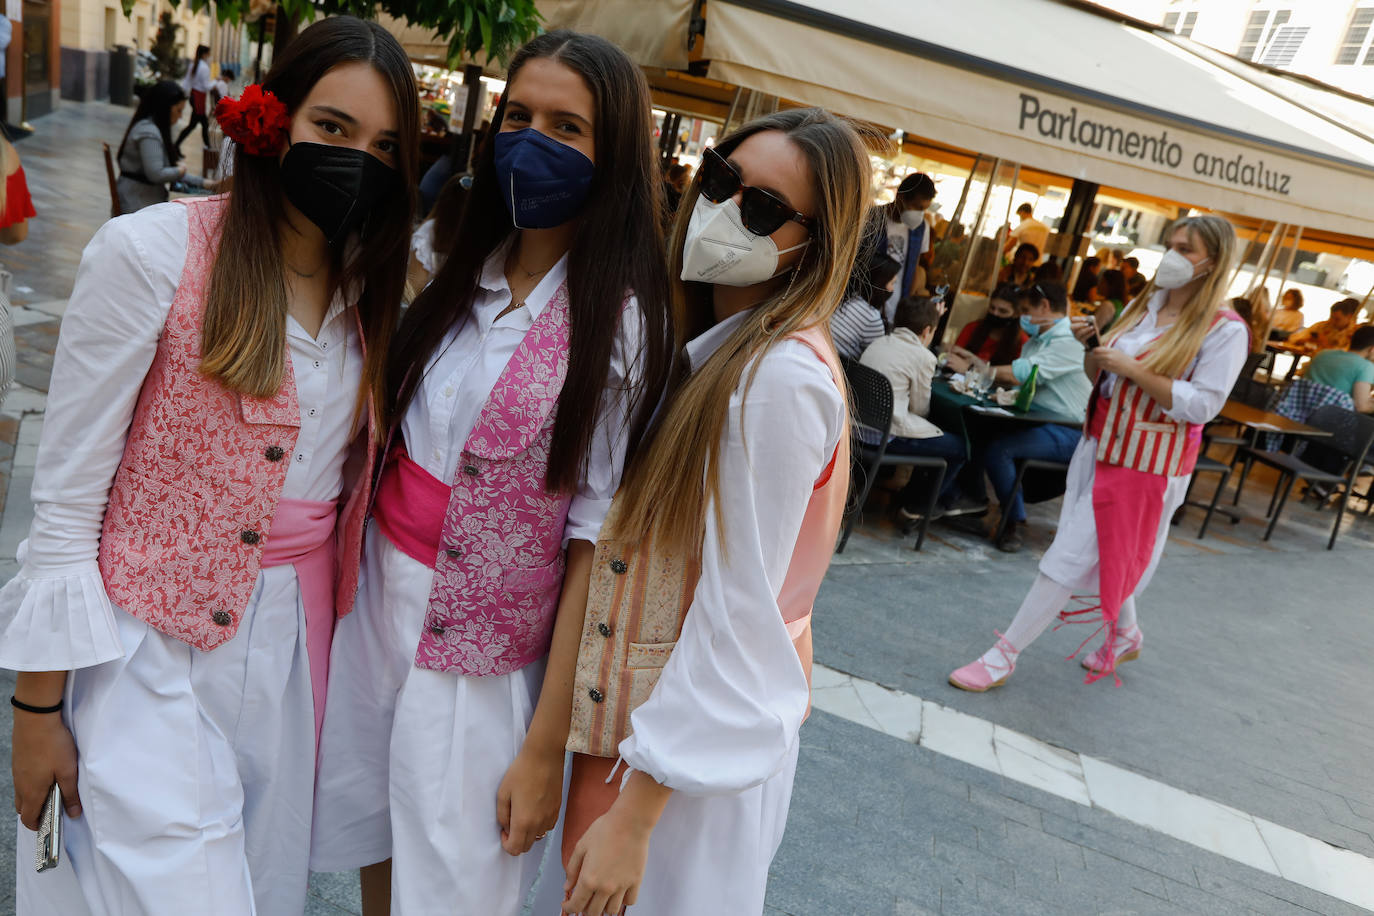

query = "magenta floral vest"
[[414, 281, 574, 676], [97, 196, 374, 651]]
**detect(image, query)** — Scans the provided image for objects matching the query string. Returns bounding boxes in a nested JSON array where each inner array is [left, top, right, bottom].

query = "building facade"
[[1104, 0, 1374, 96], [59, 0, 223, 104]]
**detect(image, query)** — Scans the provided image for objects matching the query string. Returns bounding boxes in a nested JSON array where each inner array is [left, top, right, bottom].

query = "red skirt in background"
[[1, 166, 35, 228]]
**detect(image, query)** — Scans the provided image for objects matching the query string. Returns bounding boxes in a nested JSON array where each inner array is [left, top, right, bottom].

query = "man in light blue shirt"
[[946, 281, 1090, 552]]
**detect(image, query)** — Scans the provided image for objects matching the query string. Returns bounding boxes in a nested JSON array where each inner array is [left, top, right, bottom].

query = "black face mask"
[[279, 141, 398, 247], [984, 313, 1017, 329]]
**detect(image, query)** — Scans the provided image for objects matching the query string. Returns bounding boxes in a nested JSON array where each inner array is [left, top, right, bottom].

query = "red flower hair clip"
[[215, 84, 291, 157]]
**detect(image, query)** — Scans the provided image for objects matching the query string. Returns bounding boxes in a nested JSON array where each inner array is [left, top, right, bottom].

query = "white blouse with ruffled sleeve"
[[0, 201, 362, 671], [618, 310, 845, 795]]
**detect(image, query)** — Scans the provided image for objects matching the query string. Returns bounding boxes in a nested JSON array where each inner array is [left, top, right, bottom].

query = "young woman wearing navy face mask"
[[310, 30, 672, 916], [2, 17, 415, 916]]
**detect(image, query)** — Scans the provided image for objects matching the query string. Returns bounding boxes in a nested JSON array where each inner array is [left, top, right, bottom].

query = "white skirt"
[[313, 529, 557, 915], [624, 740, 800, 916], [15, 567, 317, 916], [1039, 435, 1191, 594]]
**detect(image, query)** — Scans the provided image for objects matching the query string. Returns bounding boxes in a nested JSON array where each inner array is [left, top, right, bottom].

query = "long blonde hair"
[[610, 108, 872, 556], [1106, 214, 1237, 378]]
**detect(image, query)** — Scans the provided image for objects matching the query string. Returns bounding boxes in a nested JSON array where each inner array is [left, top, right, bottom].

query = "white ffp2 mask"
[[1154, 249, 1209, 290], [900, 209, 926, 231], [680, 197, 809, 287]]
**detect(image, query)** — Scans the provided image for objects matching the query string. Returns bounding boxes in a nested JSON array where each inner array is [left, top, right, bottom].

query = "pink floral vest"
[[413, 281, 574, 676], [97, 196, 374, 651]]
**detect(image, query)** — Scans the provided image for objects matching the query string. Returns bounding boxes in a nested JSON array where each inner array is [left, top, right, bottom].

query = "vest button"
[[211, 610, 233, 626], [609, 559, 627, 575], [429, 625, 445, 636], [264, 446, 285, 462], [240, 530, 261, 545], [445, 547, 462, 559], [597, 622, 612, 638], [462, 463, 480, 477], [588, 687, 604, 704]]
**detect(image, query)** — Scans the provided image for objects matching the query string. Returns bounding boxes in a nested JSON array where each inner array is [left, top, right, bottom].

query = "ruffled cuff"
[[0, 543, 124, 671]]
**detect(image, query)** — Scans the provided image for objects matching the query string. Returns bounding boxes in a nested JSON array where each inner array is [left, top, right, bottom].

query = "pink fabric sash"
[[372, 445, 451, 569], [261, 497, 338, 750]]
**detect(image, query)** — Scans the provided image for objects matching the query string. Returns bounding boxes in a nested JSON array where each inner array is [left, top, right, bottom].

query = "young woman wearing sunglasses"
[[308, 31, 672, 915], [557, 108, 871, 916]]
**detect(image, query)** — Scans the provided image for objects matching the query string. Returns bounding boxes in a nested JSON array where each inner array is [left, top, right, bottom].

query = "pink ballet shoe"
[[949, 632, 1017, 692], [1081, 627, 1143, 674]]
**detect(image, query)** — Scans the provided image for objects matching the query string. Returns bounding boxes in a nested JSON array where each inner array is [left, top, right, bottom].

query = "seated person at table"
[[955, 284, 1027, 365], [1269, 288, 1304, 336], [945, 281, 1092, 553], [832, 218, 902, 360], [1303, 324, 1374, 413], [1092, 268, 1128, 328], [860, 298, 968, 527], [1071, 255, 1101, 303], [1288, 297, 1358, 352], [998, 242, 1039, 287], [1121, 256, 1147, 297]]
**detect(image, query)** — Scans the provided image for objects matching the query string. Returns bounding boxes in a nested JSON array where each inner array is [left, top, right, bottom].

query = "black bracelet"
[[10, 696, 63, 715]]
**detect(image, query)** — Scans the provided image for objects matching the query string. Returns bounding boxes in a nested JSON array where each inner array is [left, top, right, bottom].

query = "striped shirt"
[[829, 296, 885, 362]]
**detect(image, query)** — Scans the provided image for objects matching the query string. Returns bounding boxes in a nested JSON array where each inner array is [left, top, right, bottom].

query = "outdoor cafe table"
[[929, 376, 1084, 457], [1218, 400, 1333, 442]]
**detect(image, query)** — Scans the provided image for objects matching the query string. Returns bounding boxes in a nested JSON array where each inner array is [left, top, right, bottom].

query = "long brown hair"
[[387, 30, 673, 494], [200, 16, 419, 422], [611, 108, 873, 556], [1106, 214, 1237, 378]]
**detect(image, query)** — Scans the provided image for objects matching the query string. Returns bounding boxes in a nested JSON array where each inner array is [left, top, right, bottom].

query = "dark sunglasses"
[[698, 147, 816, 237]]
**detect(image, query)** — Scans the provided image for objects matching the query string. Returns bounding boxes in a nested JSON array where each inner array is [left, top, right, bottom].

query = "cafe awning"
[[698, 0, 1374, 238]]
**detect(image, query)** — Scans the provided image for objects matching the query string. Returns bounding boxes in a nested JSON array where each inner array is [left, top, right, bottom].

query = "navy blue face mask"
[[493, 128, 595, 229]]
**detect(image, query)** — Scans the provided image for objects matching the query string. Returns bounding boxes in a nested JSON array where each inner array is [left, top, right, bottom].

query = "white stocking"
[[978, 573, 1073, 675]]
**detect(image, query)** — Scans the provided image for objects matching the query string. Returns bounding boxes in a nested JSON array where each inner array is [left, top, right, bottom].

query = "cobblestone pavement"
[[3, 101, 1372, 916]]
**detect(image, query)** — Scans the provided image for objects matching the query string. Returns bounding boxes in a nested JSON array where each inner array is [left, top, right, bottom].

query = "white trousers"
[[314, 530, 558, 915], [15, 568, 316, 916]]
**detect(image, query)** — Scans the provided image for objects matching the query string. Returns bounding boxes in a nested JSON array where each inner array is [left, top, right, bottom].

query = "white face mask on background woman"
[[680, 197, 809, 287], [900, 208, 926, 231], [1153, 249, 1210, 290]]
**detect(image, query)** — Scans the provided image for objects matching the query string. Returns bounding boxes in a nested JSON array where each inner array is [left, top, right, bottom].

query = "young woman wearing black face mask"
[[2, 17, 416, 916], [830, 211, 901, 360], [310, 30, 672, 916], [954, 284, 1029, 364]]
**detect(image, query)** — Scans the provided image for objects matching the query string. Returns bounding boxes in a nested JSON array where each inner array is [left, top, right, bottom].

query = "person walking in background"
[[3, 17, 418, 914], [861, 297, 968, 528], [559, 105, 867, 916], [0, 132, 34, 410], [954, 283, 1027, 365], [116, 81, 207, 213], [310, 31, 673, 916], [949, 215, 1248, 691], [884, 171, 935, 319], [175, 44, 214, 155]]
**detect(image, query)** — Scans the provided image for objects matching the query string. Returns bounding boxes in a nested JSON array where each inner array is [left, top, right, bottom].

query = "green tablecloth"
[[929, 377, 1084, 457]]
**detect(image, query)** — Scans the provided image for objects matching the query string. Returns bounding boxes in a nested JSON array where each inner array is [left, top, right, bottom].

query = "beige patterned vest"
[[567, 325, 847, 757]]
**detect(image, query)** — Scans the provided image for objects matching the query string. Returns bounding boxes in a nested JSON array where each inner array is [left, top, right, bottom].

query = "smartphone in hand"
[[1083, 325, 1100, 350]]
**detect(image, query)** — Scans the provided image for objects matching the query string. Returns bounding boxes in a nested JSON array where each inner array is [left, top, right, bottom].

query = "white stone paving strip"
[[809, 663, 1374, 912]]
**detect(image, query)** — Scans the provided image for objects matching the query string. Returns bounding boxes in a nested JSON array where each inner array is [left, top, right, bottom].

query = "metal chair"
[[102, 142, 122, 219], [991, 457, 1070, 544], [1232, 405, 1374, 549], [1174, 455, 1236, 538], [837, 359, 946, 553]]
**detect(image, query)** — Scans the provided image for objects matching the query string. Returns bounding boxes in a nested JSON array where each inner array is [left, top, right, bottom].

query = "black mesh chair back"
[[1305, 405, 1374, 465], [843, 359, 895, 443]]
